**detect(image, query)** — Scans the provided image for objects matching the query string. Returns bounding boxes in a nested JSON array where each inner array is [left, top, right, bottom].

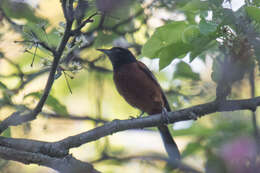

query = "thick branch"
[[56, 97, 260, 151], [0, 97, 259, 159], [0, 146, 100, 173]]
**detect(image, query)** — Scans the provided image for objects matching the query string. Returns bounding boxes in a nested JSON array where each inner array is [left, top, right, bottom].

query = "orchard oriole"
[[97, 47, 180, 161]]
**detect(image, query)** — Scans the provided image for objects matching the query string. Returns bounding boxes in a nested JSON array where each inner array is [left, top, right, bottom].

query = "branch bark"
[[0, 97, 259, 172], [2, 97, 259, 157], [0, 146, 100, 173], [53, 97, 260, 151]]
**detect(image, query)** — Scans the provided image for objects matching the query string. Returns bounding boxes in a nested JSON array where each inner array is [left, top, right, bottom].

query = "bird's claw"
[[189, 111, 197, 120], [161, 107, 170, 125], [129, 116, 136, 119], [129, 111, 145, 119], [137, 111, 145, 118]]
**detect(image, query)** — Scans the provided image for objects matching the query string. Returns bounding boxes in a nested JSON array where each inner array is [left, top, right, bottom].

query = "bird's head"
[[97, 47, 136, 70]]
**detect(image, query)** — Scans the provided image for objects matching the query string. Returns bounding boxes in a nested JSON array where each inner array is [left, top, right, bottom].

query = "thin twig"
[[0, 1, 74, 134], [14, 40, 55, 53], [63, 71, 73, 94], [41, 112, 108, 123], [61, 0, 69, 21], [71, 12, 98, 36], [31, 43, 38, 67]]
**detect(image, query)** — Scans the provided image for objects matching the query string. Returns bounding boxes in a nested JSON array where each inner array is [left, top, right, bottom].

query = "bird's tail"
[[158, 125, 180, 161]]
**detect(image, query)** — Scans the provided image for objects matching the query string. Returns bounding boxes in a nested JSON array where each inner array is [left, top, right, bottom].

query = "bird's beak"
[[96, 48, 111, 55]]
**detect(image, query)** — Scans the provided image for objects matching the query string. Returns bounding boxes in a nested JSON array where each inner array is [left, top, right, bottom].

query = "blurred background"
[[0, 0, 259, 172]]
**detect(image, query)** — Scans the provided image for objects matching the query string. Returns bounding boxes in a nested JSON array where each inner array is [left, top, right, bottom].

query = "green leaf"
[[1, 0, 41, 23], [24, 92, 69, 116], [182, 25, 200, 43], [142, 20, 216, 69], [246, 6, 260, 23], [190, 36, 217, 61], [1, 127, 11, 137], [3, 92, 12, 104], [208, 0, 224, 6], [45, 28, 61, 47], [23, 22, 46, 42], [180, 0, 208, 12], [174, 61, 200, 80], [182, 142, 203, 158], [199, 19, 218, 35], [142, 21, 190, 58], [158, 43, 191, 70], [0, 82, 7, 89]]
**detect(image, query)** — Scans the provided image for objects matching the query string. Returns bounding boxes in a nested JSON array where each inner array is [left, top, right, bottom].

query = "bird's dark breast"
[[113, 62, 163, 115]]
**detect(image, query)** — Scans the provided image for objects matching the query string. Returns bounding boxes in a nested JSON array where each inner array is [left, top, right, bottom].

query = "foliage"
[[24, 92, 69, 116], [0, 0, 259, 173]]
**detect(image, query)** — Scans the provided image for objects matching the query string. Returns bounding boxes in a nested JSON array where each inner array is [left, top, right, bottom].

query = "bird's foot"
[[137, 111, 145, 118], [129, 116, 136, 119], [189, 111, 197, 120], [161, 107, 170, 125]]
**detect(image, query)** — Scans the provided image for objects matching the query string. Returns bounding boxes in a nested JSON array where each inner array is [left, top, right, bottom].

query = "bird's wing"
[[137, 61, 171, 111]]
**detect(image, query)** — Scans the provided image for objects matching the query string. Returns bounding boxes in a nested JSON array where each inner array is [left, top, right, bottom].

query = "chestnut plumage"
[[98, 47, 180, 161]]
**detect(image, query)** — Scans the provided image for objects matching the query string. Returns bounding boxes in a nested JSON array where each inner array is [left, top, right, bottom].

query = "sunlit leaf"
[[174, 61, 200, 80], [180, 0, 208, 12], [182, 25, 200, 43], [158, 43, 191, 70], [142, 20, 217, 69], [1, 127, 11, 137], [142, 21, 190, 58], [0, 81, 7, 89]]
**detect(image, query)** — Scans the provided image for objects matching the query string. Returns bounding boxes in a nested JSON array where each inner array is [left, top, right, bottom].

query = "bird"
[[97, 47, 180, 162]]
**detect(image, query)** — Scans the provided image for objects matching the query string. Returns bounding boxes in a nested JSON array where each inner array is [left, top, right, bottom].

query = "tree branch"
[[54, 97, 260, 151], [0, 2, 74, 134], [41, 112, 108, 123], [14, 40, 55, 54], [0, 97, 259, 172], [71, 12, 98, 36], [0, 146, 100, 173]]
